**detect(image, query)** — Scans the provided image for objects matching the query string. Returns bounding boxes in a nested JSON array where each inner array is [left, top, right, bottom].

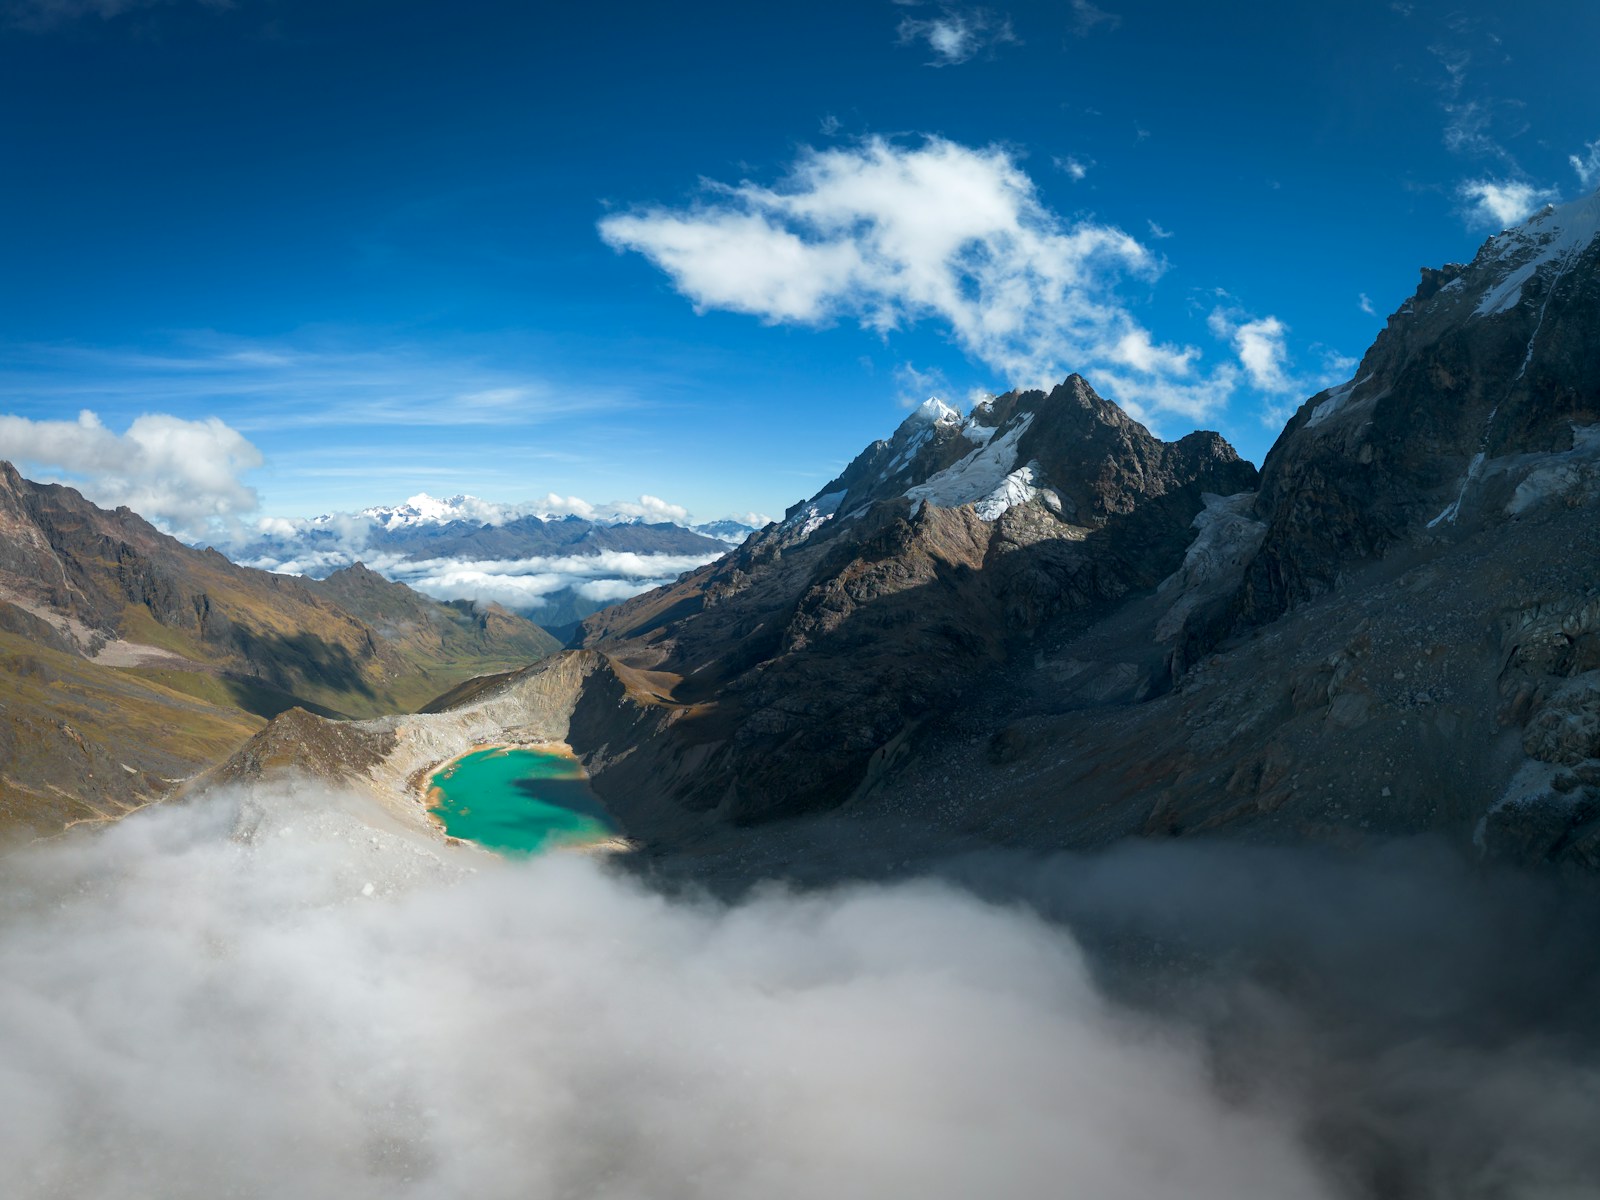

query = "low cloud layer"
[[239, 545, 722, 611], [6, 783, 1600, 1198], [396, 549, 720, 609], [600, 136, 1286, 427], [0, 409, 262, 535]]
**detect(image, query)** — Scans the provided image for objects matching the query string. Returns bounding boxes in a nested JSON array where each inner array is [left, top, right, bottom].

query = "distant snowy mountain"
[[693, 518, 771, 544], [206, 493, 766, 634]]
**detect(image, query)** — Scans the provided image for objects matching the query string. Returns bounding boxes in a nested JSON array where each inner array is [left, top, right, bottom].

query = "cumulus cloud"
[[1233, 317, 1295, 394], [0, 409, 262, 534], [1207, 308, 1296, 394], [8, 781, 1600, 1198], [600, 136, 1248, 424], [1459, 178, 1558, 229], [1570, 139, 1600, 189], [895, 6, 1016, 66]]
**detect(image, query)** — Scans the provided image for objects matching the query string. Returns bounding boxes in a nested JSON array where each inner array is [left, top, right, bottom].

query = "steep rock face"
[[577, 378, 1256, 833], [1242, 191, 1600, 622]]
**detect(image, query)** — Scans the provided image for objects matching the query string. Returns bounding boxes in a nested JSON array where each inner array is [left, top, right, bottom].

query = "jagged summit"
[[904, 396, 962, 427], [1472, 188, 1600, 319], [779, 375, 1249, 544], [1243, 190, 1600, 620], [578, 375, 1255, 825]]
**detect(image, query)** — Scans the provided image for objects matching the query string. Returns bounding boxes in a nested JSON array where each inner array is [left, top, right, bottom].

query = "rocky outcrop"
[[1241, 192, 1600, 623], [575, 377, 1256, 832]]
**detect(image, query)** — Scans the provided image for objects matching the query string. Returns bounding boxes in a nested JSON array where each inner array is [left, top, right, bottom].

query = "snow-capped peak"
[[908, 397, 962, 426], [1476, 188, 1600, 317], [346, 493, 512, 531]]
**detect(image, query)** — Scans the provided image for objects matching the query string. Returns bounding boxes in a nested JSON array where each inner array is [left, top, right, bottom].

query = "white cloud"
[[604, 494, 692, 525], [237, 542, 723, 612], [401, 548, 717, 610], [601, 137, 1241, 421], [574, 577, 655, 602], [20, 782, 1595, 1197], [1068, 0, 1120, 36], [0, 784, 1369, 1200], [1232, 317, 1295, 394], [1089, 365, 1240, 425], [895, 6, 1016, 66], [0, 335, 638, 433], [1147, 219, 1173, 240], [0, 409, 261, 534], [1358, 293, 1376, 316], [894, 362, 952, 409], [1108, 328, 1197, 376], [1459, 178, 1558, 229], [1054, 155, 1089, 181], [1206, 307, 1323, 407], [1570, 139, 1600, 189]]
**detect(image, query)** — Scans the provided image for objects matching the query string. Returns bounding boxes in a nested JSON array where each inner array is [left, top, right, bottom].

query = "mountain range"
[[10, 191, 1600, 877], [218, 495, 761, 636], [0, 465, 559, 837]]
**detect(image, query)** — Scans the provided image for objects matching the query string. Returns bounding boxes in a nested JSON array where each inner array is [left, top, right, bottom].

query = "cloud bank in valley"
[[4, 782, 1600, 1199], [238, 544, 723, 612]]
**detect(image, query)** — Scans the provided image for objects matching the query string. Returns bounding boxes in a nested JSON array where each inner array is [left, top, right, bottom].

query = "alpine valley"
[[114, 190, 1599, 880]]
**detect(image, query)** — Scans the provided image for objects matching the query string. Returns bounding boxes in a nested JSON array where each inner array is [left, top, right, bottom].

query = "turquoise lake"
[[428, 746, 617, 856]]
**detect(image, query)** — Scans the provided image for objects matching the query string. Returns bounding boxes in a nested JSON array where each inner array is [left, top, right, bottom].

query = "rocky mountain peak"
[[901, 396, 962, 429], [1240, 191, 1600, 622]]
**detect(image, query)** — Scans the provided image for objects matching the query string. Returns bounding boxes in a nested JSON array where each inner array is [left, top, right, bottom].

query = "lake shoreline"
[[423, 742, 627, 857]]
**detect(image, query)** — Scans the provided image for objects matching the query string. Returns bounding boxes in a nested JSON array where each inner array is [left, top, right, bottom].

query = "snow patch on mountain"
[[1305, 375, 1370, 429], [330, 491, 713, 532], [785, 490, 847, 540], [1155, 491, 1267, 642], [1506, 424, 1600, 516], [961, 421, 999, 446], [908, 397, 962, 427], [973, 462, 1045, 520], [905, 413, 1035, 516], [1475, 191, 1600, 318]]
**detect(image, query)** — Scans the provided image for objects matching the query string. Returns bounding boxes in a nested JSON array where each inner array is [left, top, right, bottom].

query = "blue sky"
[[1, 0, 1597, 532]]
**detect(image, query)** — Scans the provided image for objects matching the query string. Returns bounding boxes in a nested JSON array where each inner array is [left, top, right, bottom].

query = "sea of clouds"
[[235, 546, 724, 611], [4, 781, 1600, 1199]]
